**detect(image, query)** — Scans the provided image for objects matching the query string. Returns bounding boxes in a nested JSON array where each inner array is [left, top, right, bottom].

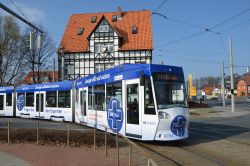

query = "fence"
[[0, 118, 158, 166]]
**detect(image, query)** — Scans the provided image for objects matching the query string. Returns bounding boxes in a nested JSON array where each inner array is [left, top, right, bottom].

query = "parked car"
[[245, 96, 250, 102], [207, 94, 218, 100], [210, 96, 218, 100]]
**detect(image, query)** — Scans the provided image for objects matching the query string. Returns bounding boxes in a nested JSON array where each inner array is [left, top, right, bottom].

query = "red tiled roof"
[[58, 9, 153, 53], [22, 71, 59, 84], [241, 75, 250, 85]]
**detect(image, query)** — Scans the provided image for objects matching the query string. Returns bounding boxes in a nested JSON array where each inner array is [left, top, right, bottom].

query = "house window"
[[106, 43, 114, 52], [105, 63, 114, 70], [112, 15, 117, 22], [95, 43, 103, 53], [95, 64, 104, 73], [91, 16, 97, 23], [77, 28, 84, 35], [65, 64, 74, 74], [94, 43, 114, 53], [132, 26, 138, 34], [99, 25, 109, 32]]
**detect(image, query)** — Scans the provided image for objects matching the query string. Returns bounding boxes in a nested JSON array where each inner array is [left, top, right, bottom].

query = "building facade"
[[58, 8, 153, 80], [237, 75, 250, 96]]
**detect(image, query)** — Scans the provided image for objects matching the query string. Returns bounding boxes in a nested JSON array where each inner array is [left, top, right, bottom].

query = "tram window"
[[94, 85, 105, 111], [127, 84, 139, 124], [0, 95, 3, 110], [154, 82, 185, 109], [46, 91, 57, 107], [6, 93, 12, 106], [58, 90, 71, 108], [144, 78, 155, 115], [76, 89, 79, 104], [106, 82, 122, 107], [26, 92, 34, 107], [88, 86, 94, 109]]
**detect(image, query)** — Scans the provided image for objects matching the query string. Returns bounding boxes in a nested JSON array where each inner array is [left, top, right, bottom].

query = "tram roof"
[[0, 86, 14, 93], [16, 80, 73, 93], [76, 64, 183, 88]]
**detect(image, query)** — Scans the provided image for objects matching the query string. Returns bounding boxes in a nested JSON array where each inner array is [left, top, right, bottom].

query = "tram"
[[15, 81, 73, 121], [75, 64, 189, 141], [0, 64, 189, 141], [0, 86, 14, 116]]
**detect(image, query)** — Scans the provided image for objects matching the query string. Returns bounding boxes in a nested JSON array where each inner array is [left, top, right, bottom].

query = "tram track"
[[136, 142, 182, 166], [190, 127, 250, 146], [136, 141, 222, 166]]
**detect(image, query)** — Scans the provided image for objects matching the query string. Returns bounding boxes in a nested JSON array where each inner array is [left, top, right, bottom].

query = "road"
[[207, 97, 250, 108], [137, 99, 250, 166]]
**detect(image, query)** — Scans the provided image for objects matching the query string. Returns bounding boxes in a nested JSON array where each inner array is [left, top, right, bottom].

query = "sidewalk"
[[189, 105, 250, 119], [0, 151, 30, 166], [0, 143, 147, 166]]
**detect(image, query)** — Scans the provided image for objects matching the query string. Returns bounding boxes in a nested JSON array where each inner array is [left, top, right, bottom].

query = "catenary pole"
[[222, 61, 226, 107], [229, 38, 235, 112]]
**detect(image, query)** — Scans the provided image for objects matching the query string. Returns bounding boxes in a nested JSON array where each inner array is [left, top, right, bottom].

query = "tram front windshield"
[[153, 73, 185, 109]]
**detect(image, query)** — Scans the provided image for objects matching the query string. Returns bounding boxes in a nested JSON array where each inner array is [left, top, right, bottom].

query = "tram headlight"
[[158, 111, 170, 119]]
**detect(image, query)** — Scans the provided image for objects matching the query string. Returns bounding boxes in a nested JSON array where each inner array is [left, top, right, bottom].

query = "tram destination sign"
[[153, 73, 183, 82]]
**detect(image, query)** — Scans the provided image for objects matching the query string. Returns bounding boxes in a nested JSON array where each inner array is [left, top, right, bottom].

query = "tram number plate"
[[163, 133, 174, 139]]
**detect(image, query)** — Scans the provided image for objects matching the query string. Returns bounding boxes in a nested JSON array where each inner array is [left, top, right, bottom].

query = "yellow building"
[[188, 74, 197, 97]]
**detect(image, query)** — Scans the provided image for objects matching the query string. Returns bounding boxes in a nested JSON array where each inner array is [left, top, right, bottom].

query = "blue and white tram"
[[75, 64, 189, 141], [0, 86, 15, 116], [16, 81, 73, 121]]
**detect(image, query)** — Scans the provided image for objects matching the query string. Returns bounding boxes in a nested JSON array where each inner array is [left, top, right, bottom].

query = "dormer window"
[[77, 28, 84, 35], [132, 26, 138, 34], [91, 16, 97, 23], [112, 15, 117, 22]]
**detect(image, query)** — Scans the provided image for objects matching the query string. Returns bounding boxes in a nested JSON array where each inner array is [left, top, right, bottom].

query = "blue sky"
[[1, 0, 250, 78]]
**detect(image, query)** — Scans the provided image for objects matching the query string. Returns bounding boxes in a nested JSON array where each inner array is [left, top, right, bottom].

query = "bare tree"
[[0, 15, 26, 86], [24, 27, 56, 84]]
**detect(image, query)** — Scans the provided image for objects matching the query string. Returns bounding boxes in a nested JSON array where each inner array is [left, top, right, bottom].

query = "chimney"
[[117, 6, 122, 20]]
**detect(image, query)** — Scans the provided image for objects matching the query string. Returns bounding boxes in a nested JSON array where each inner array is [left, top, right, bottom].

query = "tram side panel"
[[16, 92, 35, 118], [75, 86, 109, 130], [16, 81, 74, 122], [44, 90, 73, 122]]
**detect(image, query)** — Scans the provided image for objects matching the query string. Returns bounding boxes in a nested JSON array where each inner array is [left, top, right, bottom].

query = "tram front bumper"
[[155, 128, 188, 141]]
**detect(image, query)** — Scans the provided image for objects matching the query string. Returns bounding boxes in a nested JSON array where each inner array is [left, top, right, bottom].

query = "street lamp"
[[59, 44, 65, 81]]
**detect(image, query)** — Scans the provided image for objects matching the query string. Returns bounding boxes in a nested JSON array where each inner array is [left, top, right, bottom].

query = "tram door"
[[0, 94, 4, 114], [35, 92, 45, 118], [80, 88, 87, 122], [125, 79, 142, 138]]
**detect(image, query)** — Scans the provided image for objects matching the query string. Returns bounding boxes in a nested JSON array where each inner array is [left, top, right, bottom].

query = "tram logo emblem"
[[17, 95, 25, 111], [171, 115, 186, 137], [107, 98, 123, 132]]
